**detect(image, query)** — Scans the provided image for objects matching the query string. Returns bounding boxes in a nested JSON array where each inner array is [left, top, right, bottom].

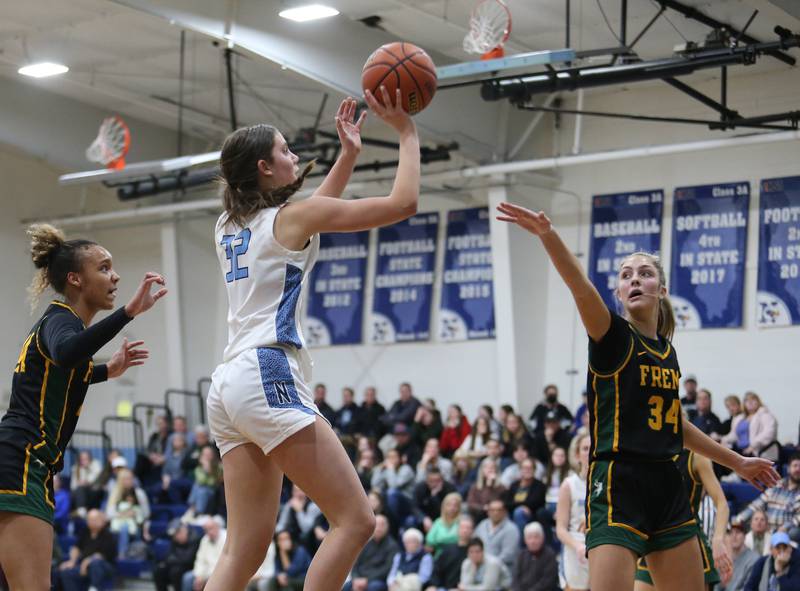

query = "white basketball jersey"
[[214, 206, 319, 365]]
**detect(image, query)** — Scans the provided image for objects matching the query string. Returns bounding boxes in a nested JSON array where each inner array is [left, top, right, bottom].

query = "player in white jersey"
[[556, 432, 590, 591], [204, 86, 420, 591]]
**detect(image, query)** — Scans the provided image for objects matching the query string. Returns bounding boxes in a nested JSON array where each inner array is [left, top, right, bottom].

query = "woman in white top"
[[556, 433, 590, 591], [204, 88, 420, 591]]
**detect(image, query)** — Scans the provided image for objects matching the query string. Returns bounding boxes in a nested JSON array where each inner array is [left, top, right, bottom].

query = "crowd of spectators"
[[41, 376, 799, 591]]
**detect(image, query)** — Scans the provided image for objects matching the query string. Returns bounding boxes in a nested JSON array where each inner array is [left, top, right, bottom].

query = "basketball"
[[361, 42, 437, 115]]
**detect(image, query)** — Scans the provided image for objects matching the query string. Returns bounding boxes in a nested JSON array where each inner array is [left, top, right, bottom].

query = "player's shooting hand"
[[364, 86, 415, 135], [496, 202, 553, 237]]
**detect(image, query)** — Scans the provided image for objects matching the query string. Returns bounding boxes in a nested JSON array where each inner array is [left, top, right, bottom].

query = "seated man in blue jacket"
[[745, 531, 800, 591]]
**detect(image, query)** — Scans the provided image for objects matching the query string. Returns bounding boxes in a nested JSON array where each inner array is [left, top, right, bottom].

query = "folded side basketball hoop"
[[463, 0, 512, 60], [86, 116, 130, 170]]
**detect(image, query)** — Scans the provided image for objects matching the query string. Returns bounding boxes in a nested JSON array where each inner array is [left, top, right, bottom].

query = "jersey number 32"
[[221, 229, 251, 283]]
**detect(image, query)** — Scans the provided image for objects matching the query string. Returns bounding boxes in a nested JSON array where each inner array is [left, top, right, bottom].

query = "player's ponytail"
[[657, 293, 676, 341], [219, 124, 314, 228], [27, 224, 96, 311]]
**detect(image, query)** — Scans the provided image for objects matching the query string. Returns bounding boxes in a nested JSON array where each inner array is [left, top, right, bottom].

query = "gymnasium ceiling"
[[0, 0, 798, 167]]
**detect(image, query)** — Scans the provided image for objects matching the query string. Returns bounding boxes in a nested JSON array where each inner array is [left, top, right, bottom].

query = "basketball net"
[[86, 116, 130, 170], [463, 0, 512, 60]]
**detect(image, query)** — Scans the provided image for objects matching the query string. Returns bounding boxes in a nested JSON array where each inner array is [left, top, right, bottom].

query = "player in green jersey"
[[496, 202, 778, 591]]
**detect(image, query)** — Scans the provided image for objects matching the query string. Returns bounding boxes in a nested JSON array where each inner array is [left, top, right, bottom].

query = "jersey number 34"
[[221, 229, 251, 283], [647, 395, 680, 433]]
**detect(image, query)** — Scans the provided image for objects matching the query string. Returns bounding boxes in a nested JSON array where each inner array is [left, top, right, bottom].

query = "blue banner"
[[757, 176, 800, 326], [371, 213, 439, 342], [303, 232, 369, 346], [439, 207, 495, 341], [670, 182, 750, 329], [589, 190, 664, 310]]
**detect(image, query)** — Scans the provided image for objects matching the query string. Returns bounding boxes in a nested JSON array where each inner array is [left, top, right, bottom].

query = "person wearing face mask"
[[528, 385, 573, 436], [496, 202, 779, 591]]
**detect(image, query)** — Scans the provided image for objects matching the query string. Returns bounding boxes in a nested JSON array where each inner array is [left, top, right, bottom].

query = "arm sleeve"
[[418, 553, 433, 585], [90, 364, 108, 384], [588, 310, 634, 374], [40, 307, 132, 369]]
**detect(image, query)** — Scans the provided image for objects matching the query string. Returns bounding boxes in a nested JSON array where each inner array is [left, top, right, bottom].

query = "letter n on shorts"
[[256, 347, 313, 414]]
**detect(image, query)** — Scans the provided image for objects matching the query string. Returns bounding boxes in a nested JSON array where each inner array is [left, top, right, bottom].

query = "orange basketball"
[[361, 42, 437, 115]]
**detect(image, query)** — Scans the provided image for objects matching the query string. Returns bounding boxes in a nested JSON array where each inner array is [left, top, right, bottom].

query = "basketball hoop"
[[86, 116, 130, 170], [463, 0, 512, 60]]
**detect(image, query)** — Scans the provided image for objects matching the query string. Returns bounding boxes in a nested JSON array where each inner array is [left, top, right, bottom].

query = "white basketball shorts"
[[207, 346, 322, 457]]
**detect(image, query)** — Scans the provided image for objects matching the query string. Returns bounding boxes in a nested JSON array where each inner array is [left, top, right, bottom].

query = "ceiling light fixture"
[[279, 4, 339, 22], [18, 62, 69, 78]]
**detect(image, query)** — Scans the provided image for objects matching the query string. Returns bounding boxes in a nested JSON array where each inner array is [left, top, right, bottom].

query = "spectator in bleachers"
[[467, 459, 506, 524], [187, 446, 223, 517], [276, 486, 322, 551], [570, 404, 590, 440], [166, 416, 194, 457], [484, 438, 509, 472], [410, 406, 442, 451], [572, 391, 588, 436], [425, 515, 474, 591], [723, 392, 779, 460], [309, 512, 330, 555], [681, 374, 699, 418], [159, 432, 192, 504], [387, 528, 433, 591], [557, 433, 590, 591], [720, 522, 759, 591], [99, 450, 128, 499], [530, 411, 571, 466], [413, 468, 456, 532], [734, 454, 800, 543], [497, 405, 515, 432], [136, 414, 172, 489], [501, 443, 544, 488], [356, 447, 378, 492], [510, 522, 558, 591], [393, 423, 422, 468], [716, 395, 743, 440], [439, 405, 471, 458], [528, 384, 573, 436], [267, 529, 311, 591], [416, 439, 453, 483], [106, 468, 150, 558], [539, 447, 570, 534], [181, 516, 226, 591], [335, 387, 363, 437], [474, 499, 519, 572], [451, 451, 477, 498], [691, 388, 723, 436], [381, 383, 421, 431], [745, 510, 773, 556], [372, 448, 416, 528], [501, 415, 533, 460], [505, 458, 546, 535], [313, 383, 337, 425], [424, 491, 462, 555], [458, 537, 510, 591], [361, 387, 387, 440], [183, 425, 214, 473], [70, 450, 103, 517], [53, 474, 71, 534], [478, 405, 503, 439], [459, 417, 492, 461], [344, 514, 399, 591], [58, 509, 117, 591], [743, 531, 800, 591], [245, 540, 276, 591], [154, 522, 201, 591]]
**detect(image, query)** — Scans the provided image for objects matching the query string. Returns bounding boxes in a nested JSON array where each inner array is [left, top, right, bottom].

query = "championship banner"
[[439, 207, 495, 341], [371, 212, 439, 342], [589, 190, 664, 310], [670, 182, 749, 329], [757, 176, 800, 326], [304, 231, 370, 346]]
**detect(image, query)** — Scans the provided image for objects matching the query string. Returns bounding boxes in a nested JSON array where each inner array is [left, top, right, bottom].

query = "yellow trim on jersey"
[[35, 326, 56, 366], [588, 335, 635, 378], [0, 444, 31, 496], [15, 333, 34, 374], [592, 375, 599, 459], [83, 361, 93, 383], [44, 472, 54, 509], [50, 301, 84, 327], [699, 533, 712, 573], [607, 461, 650, 539], [652, 517, 696, 535], [636, 557, 649, 573], [634, 332, 671, 360], [55, 369, 76, 447], [612, 373, 620, 452], [37, 360, 50, 444], [586, 462, 596, 532], [687, 451, 700, 509]]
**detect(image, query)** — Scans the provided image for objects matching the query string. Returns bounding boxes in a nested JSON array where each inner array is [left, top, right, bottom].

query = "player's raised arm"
[[496, 202, 610, 341]]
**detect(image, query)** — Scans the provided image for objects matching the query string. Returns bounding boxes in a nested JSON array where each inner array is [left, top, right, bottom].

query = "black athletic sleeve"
[[91, 364, 109, 384], [39, 307, 133, 369], [588, 309, 633, 374]]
